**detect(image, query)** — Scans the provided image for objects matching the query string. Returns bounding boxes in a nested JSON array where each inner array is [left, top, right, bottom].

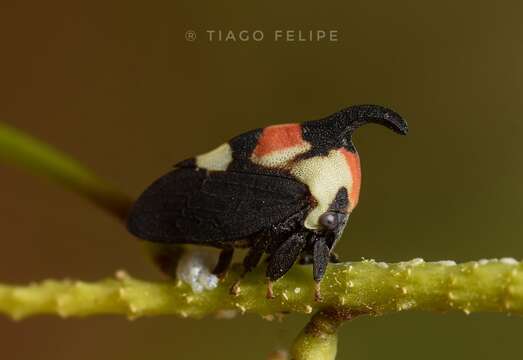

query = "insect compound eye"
[[319, 212, 338, 230]]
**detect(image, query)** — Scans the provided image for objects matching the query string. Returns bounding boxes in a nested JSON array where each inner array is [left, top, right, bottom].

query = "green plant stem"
[[0, 259, 522, 320], [290, 308, 363, 360], [0, 122, 132, 221]]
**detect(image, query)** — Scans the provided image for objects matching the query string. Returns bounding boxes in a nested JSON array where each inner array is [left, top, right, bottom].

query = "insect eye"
[[319, 212, 338, 230]]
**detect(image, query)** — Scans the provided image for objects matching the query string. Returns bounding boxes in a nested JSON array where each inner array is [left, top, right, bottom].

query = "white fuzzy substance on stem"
[[176, 248, 219, 293]]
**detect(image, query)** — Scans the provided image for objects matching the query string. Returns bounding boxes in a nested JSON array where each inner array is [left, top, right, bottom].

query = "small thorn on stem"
[[314, 282, 323, 302], [266, 280, 275, 299]]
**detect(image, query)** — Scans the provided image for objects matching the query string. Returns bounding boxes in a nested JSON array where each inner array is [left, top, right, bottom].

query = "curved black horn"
[[343, 104, 408, 136]]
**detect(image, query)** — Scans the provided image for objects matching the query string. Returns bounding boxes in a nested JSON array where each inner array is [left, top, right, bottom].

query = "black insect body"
[[127, 105, 408, 300]]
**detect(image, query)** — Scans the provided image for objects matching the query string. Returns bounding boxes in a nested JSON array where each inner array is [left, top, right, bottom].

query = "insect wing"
[[127, 168, 310, 244]]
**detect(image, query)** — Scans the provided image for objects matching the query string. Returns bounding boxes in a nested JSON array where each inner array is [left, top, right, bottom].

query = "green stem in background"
[[0, 259, 522, 320], [290, 309, 363, 360], [0, 122, 133, 221]]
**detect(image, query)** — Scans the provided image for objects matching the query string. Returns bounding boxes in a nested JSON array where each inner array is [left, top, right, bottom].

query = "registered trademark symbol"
[[185, 30, 196, 42]]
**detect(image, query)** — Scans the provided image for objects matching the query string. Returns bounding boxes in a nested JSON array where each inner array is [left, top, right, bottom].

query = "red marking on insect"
[[340, 148, 361, 210], [253, 124, 304, 157]]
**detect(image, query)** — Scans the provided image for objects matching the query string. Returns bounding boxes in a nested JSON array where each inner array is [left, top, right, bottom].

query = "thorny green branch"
[[1, 259, 522, 321]]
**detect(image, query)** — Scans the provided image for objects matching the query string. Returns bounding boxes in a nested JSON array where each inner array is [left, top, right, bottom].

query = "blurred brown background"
[[1, 1, 523, 359]]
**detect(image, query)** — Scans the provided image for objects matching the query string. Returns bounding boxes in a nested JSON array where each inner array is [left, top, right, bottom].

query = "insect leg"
[[266, 232, 307, 299], [212, 247, 234, 279], [243, 237, 268, 273], [312, 237, 330, 301], [230, 236, 267, 295]]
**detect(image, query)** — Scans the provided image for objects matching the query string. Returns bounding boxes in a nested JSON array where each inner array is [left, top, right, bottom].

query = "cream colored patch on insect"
[[195, 143, 233, 171], [291, 149, 352, 229], [251, 143, 311, 168]]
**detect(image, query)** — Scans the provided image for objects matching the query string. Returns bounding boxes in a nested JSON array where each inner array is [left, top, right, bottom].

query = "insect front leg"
[[312, 236, 330, 301], [266, 231, 308, 299]]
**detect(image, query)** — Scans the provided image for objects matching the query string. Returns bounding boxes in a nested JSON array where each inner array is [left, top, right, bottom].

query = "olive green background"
[[2, 1, 523, 359]]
